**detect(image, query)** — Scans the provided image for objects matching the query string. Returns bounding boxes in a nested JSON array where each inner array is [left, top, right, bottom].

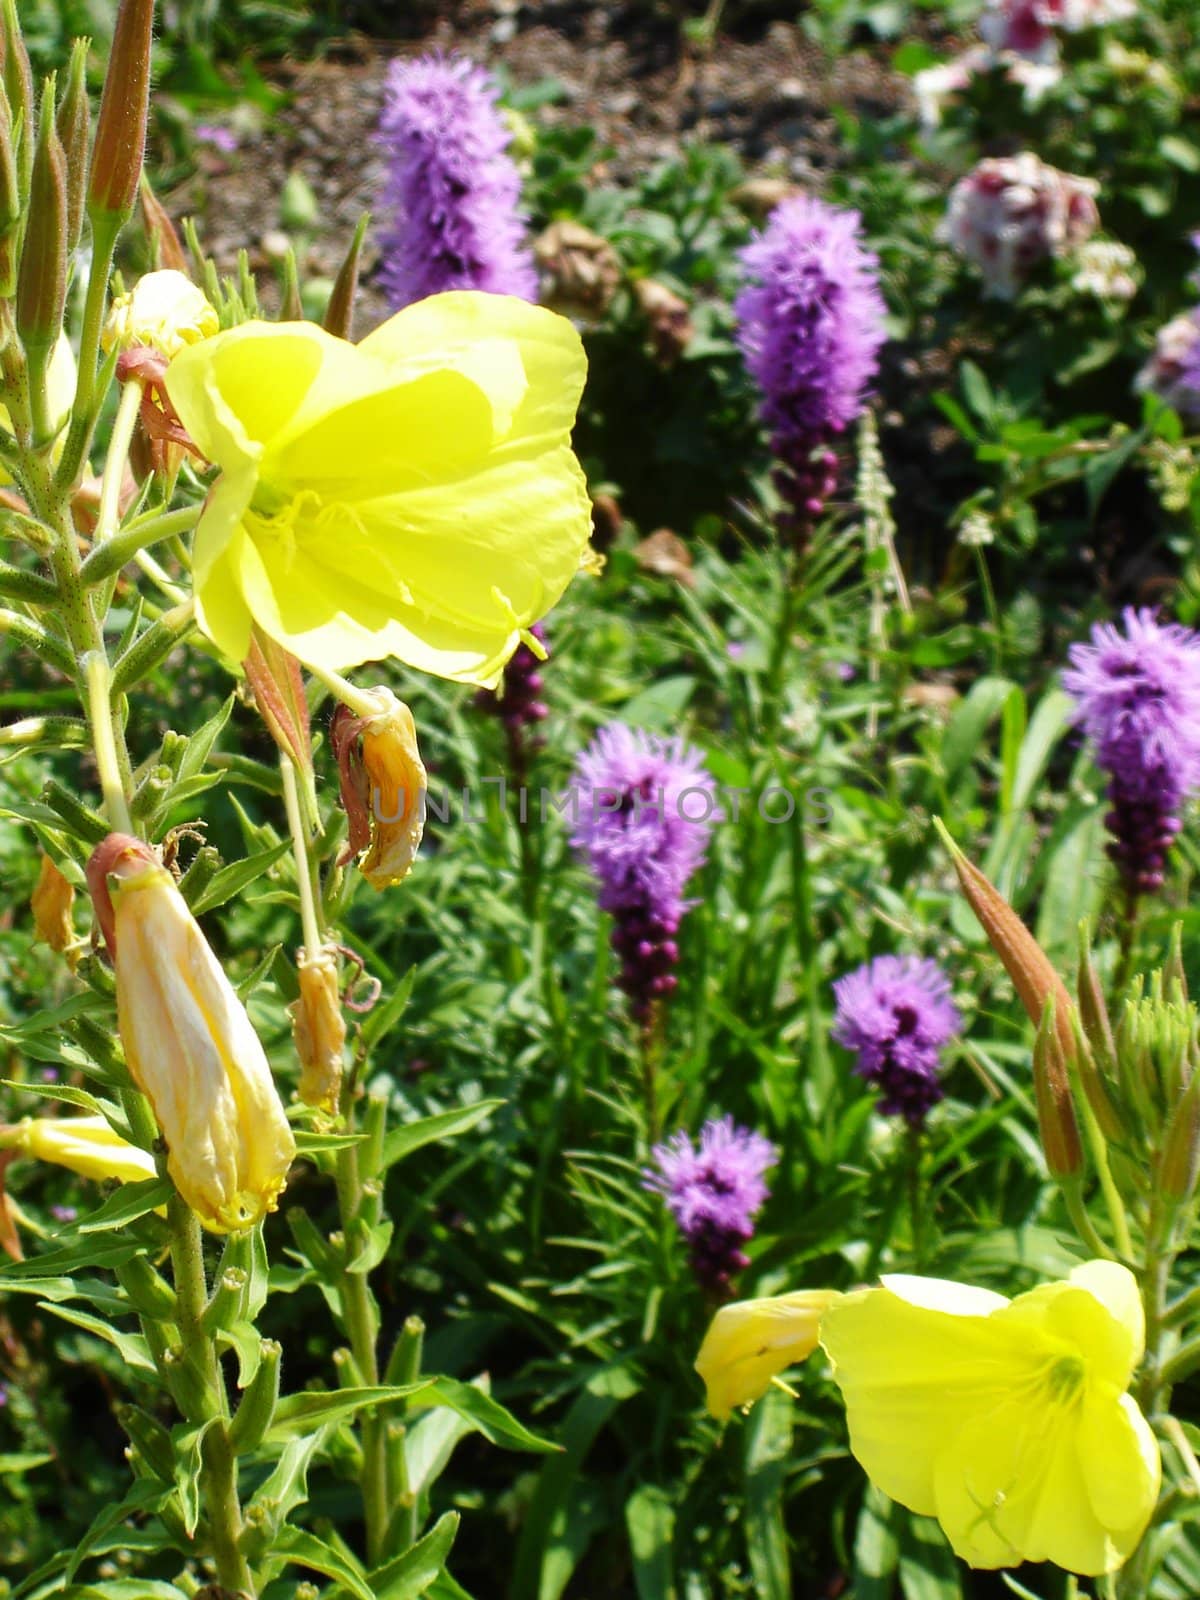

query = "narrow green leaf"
[[273, 1525, 375, 1600], [625, 1484, 676, 1600], [266, 1382, 433, 1441], [188, 837, 292, 916], [36, 1303, 156, 1374], [743, 1387, 791, 1600], [369, 1510, 459, 1599], [380, 1101, 505, 1172], [414, 1378, 556, 1455], [72, 1178, 171, 1234]]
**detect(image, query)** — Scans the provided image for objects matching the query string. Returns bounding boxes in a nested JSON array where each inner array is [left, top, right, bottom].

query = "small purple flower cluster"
[[1136, 310, 1200, 421], [1064, 608, 1200, 895], [476, 623, 550, 783], [571, 725, 718, 1023], [644, 1116, 777, 1293], [734, 196, 887, 532], [832, 955, 961, 1125], [377, 54, 537, 310]]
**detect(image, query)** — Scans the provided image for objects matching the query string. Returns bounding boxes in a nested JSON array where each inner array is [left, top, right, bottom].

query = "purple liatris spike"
[[644, 1116, 777, 1293], [571, 724, 719, 1023], [377, 53, 538, 309], [734, 196, 887, 529], [1063, 608, 1200, 896], [832, 955, 961, 1126], [475, 623, 549, 782]]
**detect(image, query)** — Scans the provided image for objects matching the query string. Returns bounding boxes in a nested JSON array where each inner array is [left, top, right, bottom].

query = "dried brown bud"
[[633, 528, 695, 589], [730, 177, 800, 220], [534, 219, 622, 323], [1034, 998, 1083, 1179], [289, 944, 346, 1113], [31, 852, 77, 968], [323, 213, 369, 342], [632, 278, 694, 366], [590, 491, 623, 553]]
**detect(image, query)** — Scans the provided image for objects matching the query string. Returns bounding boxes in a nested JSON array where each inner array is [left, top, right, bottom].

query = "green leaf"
[[176, 692, 235, 779], [2, 1236, 140, 1279], [625, 1484, 676, 1600], [61, 1584, 190, 1599], [744, 1387, 791, 1600], [898, 1511, 962, 1600], [369, 1511, 459, 1599], [188, 837, 292, 915], [0, 1452, 53, 1472], [0, 1079, 113, 1117], [273, 1525, 375, 1600], [360, 964, 417, 1048], [853, 1484, 901, 1597], [380, 1101, 504, 1172], [266, 1382, 433, 1441], [939, 676, 1016, 787], [414, 1378, 556, 1455], [36, 1302, 157, 1374], [64, 1478, 170, 1583], [72, 1178, 171, 1234], [173, 1418, 218, 1537], [242, 1431, 326, 1560]]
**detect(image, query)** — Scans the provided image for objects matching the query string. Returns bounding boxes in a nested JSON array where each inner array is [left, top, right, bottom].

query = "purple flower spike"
[[832, 955, 961, 1126], [1064, 608, 1200, 897], [644, 1115, 778, 1293], [377, 53, 538, 310], [571, 725, 719, 1022], [735, 196, 887, 530]]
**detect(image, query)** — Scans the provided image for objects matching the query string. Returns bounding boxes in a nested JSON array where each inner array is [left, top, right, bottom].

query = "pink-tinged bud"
[[16, 78, 67, 362], [243, 629, 311, 777], [56, 38, 89, 250], [330, 689, 426, 890], [323, 212, 368, 342], [1034, 999, 1083, 1180], [139, 175, 189, 274], [936, 820, 1076, 1065], [1159, 1066, 1200, 1204], [289, 944, 345, 1113], [86, 832, 296, 1233], [0, 0, 34, 196], [88, 0, 154, 225], [1075, 924, 1126, 1144], [31, 852, 77, 969]]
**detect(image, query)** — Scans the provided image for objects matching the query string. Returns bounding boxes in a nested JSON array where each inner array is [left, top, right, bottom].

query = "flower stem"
[[83, 650, 132, 833], [280, 752, 322, 962], [94, 377, 142, 547], [167, 1195, 254, 1595]]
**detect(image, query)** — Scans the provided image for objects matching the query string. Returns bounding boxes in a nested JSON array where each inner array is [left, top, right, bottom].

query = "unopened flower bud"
[[1034, 999, 1083, 1180], [289, 944, 345, 1113], [56, 37, 89, 251], [330, 689, 426, 890], [0, 94, 20, 293], [936, 820, 1076, 1064], [1, 0, 34, 196], [229, 1339, 281, 1453], [86, 833, 296, 1233], [88, 0, 154, 225], [0, 1113, 156, 1185], [1159, 1065, 1200, 1204], [102, 270, 220, 361], [16, 78, 67, 365], [30, 851, 77, 968], [139, 177, 189, 274]]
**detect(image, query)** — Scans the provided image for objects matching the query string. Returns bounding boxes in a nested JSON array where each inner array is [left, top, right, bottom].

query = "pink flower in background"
[[943, 153, 1099, 298], [1136, 309, 1200, 419]]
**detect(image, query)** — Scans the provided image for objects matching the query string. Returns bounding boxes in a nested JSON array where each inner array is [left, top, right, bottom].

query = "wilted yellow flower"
[[87, 833, 296, 1233], [3, 1114, 157, 1185], [331, 687, 426, 890], [101, 268, 219, 360], [290, 944, 345, 1112], [695, 1289, 841, 1420], [31, 853, 78, 968], [162, 292, 592, 687], [0, 332, 75, 483], [821, 1261, 1160, 1575]]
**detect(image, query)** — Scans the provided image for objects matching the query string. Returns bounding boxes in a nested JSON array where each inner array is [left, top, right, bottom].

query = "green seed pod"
[[200, 1266, 249, 1336], [117, 1403, 175, 1483], [229, 1340, 281, 1454], [16, 78, 67, 369], [118, 1252, 177, 1321], [56, 38, 90, 251]]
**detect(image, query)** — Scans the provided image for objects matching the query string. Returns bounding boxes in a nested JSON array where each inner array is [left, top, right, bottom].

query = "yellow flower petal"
[[695, 1290, 840, 1420], [12, 1114, 156, 1186], [163, 294, 592, 686], [1078, 1390, 1160, 1546]]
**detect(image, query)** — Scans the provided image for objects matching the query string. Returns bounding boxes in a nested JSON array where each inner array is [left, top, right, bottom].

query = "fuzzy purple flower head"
[[1064, 608, 1200, 894], [832, 955, 961, 1125], [572, 725, 719, 1021], [735, 196, 887, 526], [644, 1116, 778, 1292], [377, 53, 538, 310]]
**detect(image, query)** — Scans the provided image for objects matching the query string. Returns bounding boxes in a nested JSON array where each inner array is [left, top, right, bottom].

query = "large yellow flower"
[[163, 292, 592, 688], [4, 1114, 157, 1186], [695, 1290, 841, 1420], [821, 1261, 1160, 1576]]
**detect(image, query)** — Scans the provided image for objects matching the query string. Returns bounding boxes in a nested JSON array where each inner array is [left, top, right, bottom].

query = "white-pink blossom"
[[943, 153, 1100, 298]]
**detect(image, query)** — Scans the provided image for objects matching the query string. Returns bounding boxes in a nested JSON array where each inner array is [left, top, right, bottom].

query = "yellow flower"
[[101, 268, 220, 360], [821, 1261, 1160, 1575], [331, 687, 426, 890], [5, 1114, 157, 1185], [0, 332, 76, 484], [162, 291, 592, 688], [695, 1289, 842, 1420], [87, 834, 296, 1233]]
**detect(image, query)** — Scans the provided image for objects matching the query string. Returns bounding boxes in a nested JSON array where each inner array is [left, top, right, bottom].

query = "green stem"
[[167, 1196, 254, 1595], [56, 210, 122, 494], [83, 651, 132, 833], [336, 1139, 389, 1567], [972, 543, 1004, 676], [79, 503, 202, 586], [280, 752, 322, 961], [93, 378, 143, 547]]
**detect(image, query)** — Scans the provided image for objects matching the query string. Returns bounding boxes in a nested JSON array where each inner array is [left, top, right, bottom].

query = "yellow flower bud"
[[331, 688, 426, 890], [4, 1114, 157, 1185], [87, 834, 296, 1233], [695, 1289, 840, 1420], [289, 944, 345, 1112], [102, 269, 220, 361], [30, 851, 77, 969]]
